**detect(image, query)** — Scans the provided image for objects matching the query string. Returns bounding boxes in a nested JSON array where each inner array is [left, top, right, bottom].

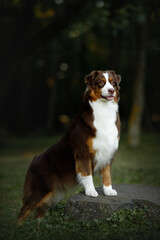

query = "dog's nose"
[[108, 88, 114, 94]]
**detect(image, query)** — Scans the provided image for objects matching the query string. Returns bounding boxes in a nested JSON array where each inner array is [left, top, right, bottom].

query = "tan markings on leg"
[[75, 137, 96, 177], [87, 137, 96, 170], [87, 137, 96, 155], [17, 209, 32, 226], [36, 191, 53, 208], [17, 192, 54, 225], [102, 164, 111, 187], [76, 159, 92, 177]]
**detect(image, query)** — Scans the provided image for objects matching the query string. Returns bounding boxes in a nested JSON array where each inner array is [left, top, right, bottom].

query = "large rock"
[[66, 184, 160, 221]]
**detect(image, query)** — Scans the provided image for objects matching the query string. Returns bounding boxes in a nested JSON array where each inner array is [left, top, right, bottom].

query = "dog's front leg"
[[77, 174, 98, 197], [101, 164, 117, 196], [76, 159, 98, 198]]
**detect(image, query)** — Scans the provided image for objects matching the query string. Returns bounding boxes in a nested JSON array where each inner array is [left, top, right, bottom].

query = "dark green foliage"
[[0, 205, 159, 240]]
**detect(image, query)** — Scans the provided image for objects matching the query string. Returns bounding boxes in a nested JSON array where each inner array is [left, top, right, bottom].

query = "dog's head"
[[85, 70, 121, 103]]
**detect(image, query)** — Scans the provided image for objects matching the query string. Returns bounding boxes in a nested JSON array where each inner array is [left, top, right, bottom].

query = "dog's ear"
[[116, 74, 121, 85], [114, 73, 121, 102], [109, 70, 121, 85], [84, 71, 97, 87]]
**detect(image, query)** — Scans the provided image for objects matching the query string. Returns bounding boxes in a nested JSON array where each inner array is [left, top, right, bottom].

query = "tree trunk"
[[46, 39, 62, 132], [127, 22, 146, 147]]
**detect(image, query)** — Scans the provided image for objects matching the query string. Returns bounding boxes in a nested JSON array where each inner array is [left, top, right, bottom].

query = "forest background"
[[1, 0, 160, 145], [0, 1, 160, 239]]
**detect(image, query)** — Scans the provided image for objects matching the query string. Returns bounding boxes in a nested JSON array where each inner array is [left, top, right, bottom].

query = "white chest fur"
[[89, 99, 119, 172]]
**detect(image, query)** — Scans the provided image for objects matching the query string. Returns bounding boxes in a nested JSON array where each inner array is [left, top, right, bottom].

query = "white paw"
[[85, 189, 98, 198], [103, 185, 117, 196]]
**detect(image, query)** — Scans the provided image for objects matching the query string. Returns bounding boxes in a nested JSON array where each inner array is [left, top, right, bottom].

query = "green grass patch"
[[0, 206, 159, 240], [0, 133, 160, 239]]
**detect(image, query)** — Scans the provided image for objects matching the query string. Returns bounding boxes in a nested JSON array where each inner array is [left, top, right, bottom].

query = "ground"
[[0, 133, 160, 240]]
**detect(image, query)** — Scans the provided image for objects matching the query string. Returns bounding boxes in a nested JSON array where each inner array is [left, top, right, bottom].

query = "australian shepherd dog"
[[17, 70, 121, 224]]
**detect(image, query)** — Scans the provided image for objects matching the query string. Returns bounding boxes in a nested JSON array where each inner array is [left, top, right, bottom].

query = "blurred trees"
[[128, 20, 146, 147], [0, 0, 160, 137]]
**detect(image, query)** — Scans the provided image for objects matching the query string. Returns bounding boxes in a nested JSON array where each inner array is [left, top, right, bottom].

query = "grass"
[[0, 133, 160, 240]]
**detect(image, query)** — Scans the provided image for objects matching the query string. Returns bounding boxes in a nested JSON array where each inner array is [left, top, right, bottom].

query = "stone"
[[65, 184, 160, 221]]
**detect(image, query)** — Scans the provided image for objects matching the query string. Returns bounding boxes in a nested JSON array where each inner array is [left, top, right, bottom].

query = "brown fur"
[[17, 70, 121, 225], [101, 164, 112, 187]]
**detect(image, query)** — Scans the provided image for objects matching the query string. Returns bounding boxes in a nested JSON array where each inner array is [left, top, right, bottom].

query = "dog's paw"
[[103, 185, 117, 196], [85, 189, 98, 198]]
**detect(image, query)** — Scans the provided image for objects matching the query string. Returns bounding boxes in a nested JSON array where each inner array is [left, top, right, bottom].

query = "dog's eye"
[[109, 77, 116, 86], [96, 80, 105, 88], [110, 80, 116, 87]]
